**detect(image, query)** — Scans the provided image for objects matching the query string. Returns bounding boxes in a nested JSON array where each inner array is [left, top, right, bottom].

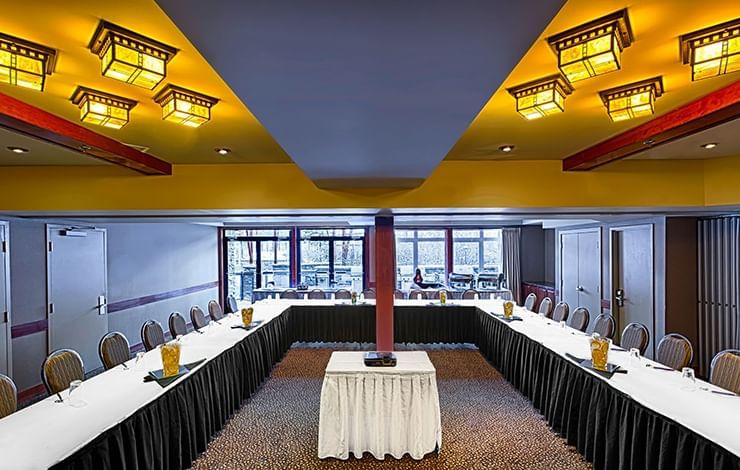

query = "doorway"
[[0, 222, 10, 376], [611, 225, 655, 357], [559, 228, 601, 323], [47, 226, 108, 371], [224, 229, 292, 303]]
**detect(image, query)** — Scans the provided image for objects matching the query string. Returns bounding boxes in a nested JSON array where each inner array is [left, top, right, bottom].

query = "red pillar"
[[374, 215, 395, 351]]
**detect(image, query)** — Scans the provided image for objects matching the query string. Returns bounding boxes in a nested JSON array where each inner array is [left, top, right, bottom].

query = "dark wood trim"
[[11, 319, 48, 339], [17, 383, 46, 404], [107, 281, 219, 313], [444, 228, 453, 280], [374, 216, 395, 351], [0, 91, 172, 175], [563, 81, 740, 171], [290, 227, 299, 288]]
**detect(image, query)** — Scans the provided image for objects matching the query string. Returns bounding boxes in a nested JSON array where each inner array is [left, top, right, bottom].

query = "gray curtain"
[[697, 217, 740, 377], [502, 228, 522, 304]]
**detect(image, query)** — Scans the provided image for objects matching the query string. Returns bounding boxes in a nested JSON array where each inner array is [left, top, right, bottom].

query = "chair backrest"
[[42, 349, 84, 395], [280, 289, 299, 299], [394, 289, 406, 300], [568, 307, 590, 332], [409, 289, 426, 300], [225, 295, 238, 314], [538, 297, 553, 317], [523, 293, 537, 311], [551, 302, 570, 323], [191, 305, 210, 330], [362, 288, 376, 299], [462, 289, 479, 300], [710, 349, 740, 394], [308, 289, 325, 300], [141, 320, 165, 352], [620, 322, 650, 355], [208, 300, 224, 322], [431, 289, 448, 300], [592, 314, 616, 339], [98, 331, 131, 370], [169, 312, 188, 338], [0, 374, 17, 419], [334, 289, 352, 300], [656, 333, 694, 370]]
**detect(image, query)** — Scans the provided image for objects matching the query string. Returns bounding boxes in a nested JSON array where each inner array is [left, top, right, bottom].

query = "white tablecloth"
[[318, 351, 442, 460]]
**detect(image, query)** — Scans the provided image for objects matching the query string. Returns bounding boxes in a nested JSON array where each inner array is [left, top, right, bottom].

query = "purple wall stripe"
[[11, 319, 48, 339], [107, 280, 219, 314]]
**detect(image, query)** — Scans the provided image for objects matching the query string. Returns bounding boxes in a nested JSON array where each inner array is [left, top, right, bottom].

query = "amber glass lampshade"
[[70, 86, 137, 129], [598, 77, 663, 122], [507, 74, 574, 120], [0, 33, 57, 91], [680, 19, 739, 81], [153, 84, 219, 128]]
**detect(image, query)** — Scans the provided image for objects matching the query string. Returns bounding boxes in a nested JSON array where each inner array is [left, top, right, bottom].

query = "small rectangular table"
[[318, 351, 442, 460]]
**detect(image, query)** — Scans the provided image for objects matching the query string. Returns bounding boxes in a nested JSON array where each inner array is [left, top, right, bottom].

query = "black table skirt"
[[52, 305, 739, 470]]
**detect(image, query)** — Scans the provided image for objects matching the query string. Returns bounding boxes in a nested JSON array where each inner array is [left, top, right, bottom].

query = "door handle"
[[97, 295, 107, 315], [576, 286, 584, 292], [615, 288, 625, 307]]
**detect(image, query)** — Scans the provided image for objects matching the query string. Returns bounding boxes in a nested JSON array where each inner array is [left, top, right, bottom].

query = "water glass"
[[681, 367, 697, 391], [628, 348, 641, 367], [134, 351, 145, 370], [559, 320, 566, 329], [68, 380, 86, 408]]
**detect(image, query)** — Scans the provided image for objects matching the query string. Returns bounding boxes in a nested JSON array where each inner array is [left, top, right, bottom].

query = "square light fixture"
[[506, 74, 574, 120], [0, 32, 57, 91], [70, 86, 137, 129], [680, 19, 739, 81], [88, 20, 177, 90], [598, 77, 663, 122], [547, 9, 634, 83], [153, 84, 219, 128]]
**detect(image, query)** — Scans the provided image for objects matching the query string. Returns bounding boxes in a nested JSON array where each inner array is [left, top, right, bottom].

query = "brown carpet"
[[191, 348, 591, 469]]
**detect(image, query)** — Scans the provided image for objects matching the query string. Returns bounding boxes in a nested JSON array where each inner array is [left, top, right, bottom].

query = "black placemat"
[[230, 320, 264, 331], [144, 359, 207, 388], [492, 313, 523, 322], [565, 353, 625, 379]]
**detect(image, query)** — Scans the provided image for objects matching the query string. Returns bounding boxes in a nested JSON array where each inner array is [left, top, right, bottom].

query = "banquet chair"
[[0, 374, 17, 419], [551, 302, 570, 323], [431, 289, 449, 300], [568, 307, 590, 332], [710, 349, 740, 394], [409, 289, 426, 300], [462, 289, 479, 300], [191, 305, 210, 331], [656, 333, 694, 370], [538, 297, 553, 318], [523, 293, 537, 311], [98, 332, 131, 370], [620, 323, 650, 355], [308, 289, 326, 300], [362, 288, 376, 299], [208, 300, 225, 322], [280, 289, 299, 299], [169, 312, 188, 338], [225, 295, 238, 314], [592, 314, 616, 339], [334, 289, 352, 300], [42, 349, 84, 395], [394, 289, 406, 300], [141, 320, 166, 352]]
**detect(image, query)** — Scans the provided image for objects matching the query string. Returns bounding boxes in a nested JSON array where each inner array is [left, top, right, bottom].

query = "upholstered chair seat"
[[42, 349, 84, 395], [462, 289, 479, 300], [0, 374, 17, 419], [208, 300, 225, 322], [551, 302, 570, 323], [362, 289, 376, 299], [225, 295, 238, 314], [308, 289, 325, 300], [394, 289, 406, 300], [568, 307, 590, 332], [280, 290, 299, 299], [141, 320, 165, 352], [191, 305, 210, 331], [523, 293, 537, 311], [99, 332, 131, 370], [620, 323, 650, 355], [592, 314, 616, 339], [169, 312, 188, 338], [656, 333, 694, 370], [710, 350, 740, 394], [538, 297, 553, 318]]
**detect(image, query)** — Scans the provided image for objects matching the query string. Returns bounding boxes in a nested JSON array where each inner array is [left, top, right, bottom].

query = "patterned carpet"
[[191, 346, 591, 469]]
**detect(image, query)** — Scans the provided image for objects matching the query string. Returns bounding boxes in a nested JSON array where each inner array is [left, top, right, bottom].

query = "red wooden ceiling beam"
[[563, 81, 740, 171], [0, 91, 171, 175]]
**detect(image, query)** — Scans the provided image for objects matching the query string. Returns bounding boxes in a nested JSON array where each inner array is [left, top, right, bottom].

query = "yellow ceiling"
[[445, 0, 740, 162], [0, 0, 292, 165]]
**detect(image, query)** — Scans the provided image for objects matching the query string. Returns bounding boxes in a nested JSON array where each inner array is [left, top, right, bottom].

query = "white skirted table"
[[317, 351, 442, 460]]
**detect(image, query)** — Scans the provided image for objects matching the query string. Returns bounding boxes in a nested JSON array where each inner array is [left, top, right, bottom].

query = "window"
[[224, 229, 291, 302], [299, 228, 365, 290], [395, 229, 446, 289], [452, 229, 502, 275]]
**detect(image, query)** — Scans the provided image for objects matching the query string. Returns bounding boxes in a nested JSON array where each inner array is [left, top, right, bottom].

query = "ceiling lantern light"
[[547, 9, 634, 83], [70, 86, 137, 129], [88, 21, 177, 90], [153, 84, 219, 128], [598, 76, 663, 122], [506, 74, 574, 120], [680, 19, 739, 81], [0, 33, 57, 91]]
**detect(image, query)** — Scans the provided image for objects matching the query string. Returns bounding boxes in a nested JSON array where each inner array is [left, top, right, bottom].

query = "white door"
[[48, 226, 108, 371], [612, 225, 654, 357], [560, 232, 580, 311], [0, 222, 10, 376], [577, 231, 601, 321]]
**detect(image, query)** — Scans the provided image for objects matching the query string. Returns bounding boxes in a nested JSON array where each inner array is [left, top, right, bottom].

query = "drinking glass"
[[628, 348, 641, 368], [681, 367, 697, 391], [160, 341, 182, 378], [559, 320, 566, 329], [590, 335, 610, 371], [68, 379, 86, 408], [503, 301, 514, 319]]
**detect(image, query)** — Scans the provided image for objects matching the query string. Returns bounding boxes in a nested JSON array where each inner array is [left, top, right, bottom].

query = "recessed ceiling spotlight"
[[7, 146, 29, 154], [498, 145, 515, 153], [701, 142, 718, 149], [215, 147, 231, 155]]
